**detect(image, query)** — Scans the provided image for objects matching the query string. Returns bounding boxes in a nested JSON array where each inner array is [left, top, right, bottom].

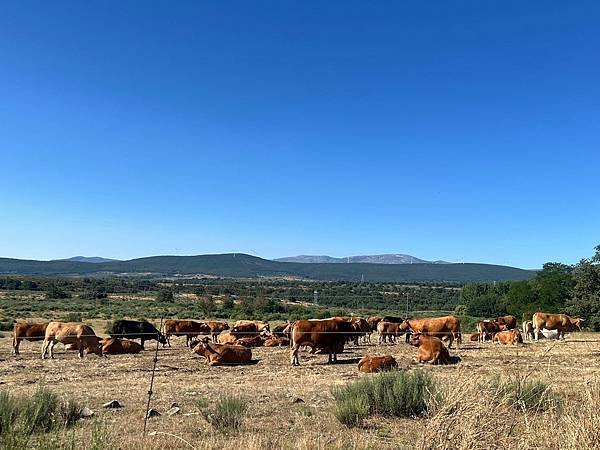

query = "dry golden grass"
[[2, 323, 600, 449]]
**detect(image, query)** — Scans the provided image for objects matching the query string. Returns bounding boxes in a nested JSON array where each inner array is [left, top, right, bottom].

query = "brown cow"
[[493, 329, 521, 345], [205, 321, 230, 342], [290, 318, 353, 365], [230, 320, 270, 338], [367, 316, 384, 331], [163, 320, 211, 347], [377, 321, 403, 344], [191, 339, 252, 366], [496, 315, 517, 331], [470, 333, 481, 342], [264, 336, 290, 347], [272, 322, 290, 337], [476, 320, 500, 343], [12, 322, 48, 355], [522, 321, 534, 340], [41, 322, 102, 359], [235, 335, 266, 348], [532, 312, 583, 340], [357, 355, 398, 373], [101, 338, 143, 354], [400, 316, 461, 348], [409, 334, 455, 365]]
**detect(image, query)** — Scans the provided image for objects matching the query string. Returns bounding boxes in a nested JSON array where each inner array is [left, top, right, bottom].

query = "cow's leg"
[[13, 337, 21, 355], [49, 340, 57, 359], [447, 333, 454, 349], [41, 339, 49, 359], [534, 327, 540, 341], [140, 338, 145, 350]]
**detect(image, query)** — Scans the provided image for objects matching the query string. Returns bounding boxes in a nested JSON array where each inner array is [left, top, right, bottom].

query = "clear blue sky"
[[1, 1, 598, 268]]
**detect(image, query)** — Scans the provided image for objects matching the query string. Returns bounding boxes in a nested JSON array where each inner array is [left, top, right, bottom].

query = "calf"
[[263, 336, 290, 347], [12, 322, 48, 355], [377, 321, 403, 344], [101, 338, 143, 354], [205, 321, 230, 342], [235, 335, 266, 348], [357, 355, 398, 373], [476, 320, 500, 343], [522, 321, 534, 340]]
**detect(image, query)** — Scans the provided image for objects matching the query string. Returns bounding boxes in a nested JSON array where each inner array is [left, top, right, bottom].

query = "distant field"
[[1, 322, 599, 449]]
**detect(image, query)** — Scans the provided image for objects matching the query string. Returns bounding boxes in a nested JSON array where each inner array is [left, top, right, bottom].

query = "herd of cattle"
[[9, 312, 584, 371]]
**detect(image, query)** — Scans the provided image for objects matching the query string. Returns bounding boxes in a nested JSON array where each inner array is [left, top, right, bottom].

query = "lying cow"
[[409, 334, 456, 365], [107, 319, 166, 349], [191, 338, 252, 366], [357, 355, 398, 373], [42, 322, 103, 359], [205, 321, 230, 342], [101, 338, 143, 354], [470, 333, 481, 342], [235, 335, 265, 348], [400, 315, 462, 348], [217, 332, 238, 344], [163, 319, 211, 347], [493, 329, 521, 345], [532, 312, 583, 340], [264, 336, 290, 347], [12, 322, 48, 355], [290, 318, 353, 365]]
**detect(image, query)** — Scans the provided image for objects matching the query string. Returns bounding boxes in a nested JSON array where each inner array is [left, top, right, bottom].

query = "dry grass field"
[[2, 321, 600, 449]]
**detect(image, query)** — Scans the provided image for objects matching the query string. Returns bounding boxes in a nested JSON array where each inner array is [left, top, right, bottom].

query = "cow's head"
[[157, 333, 168, 345], [573, 318, 584, 331], [409, 333, 422, 347], [222, 323, 230, 330], [399, 320, 411, 332], [89, 337, 103, 357]]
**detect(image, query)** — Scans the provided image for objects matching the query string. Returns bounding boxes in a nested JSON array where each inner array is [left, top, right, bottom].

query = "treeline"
[[459, 246, 600, 330]]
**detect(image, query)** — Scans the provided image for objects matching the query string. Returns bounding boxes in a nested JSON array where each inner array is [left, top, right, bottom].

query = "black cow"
[[107, 320, 166, 349]]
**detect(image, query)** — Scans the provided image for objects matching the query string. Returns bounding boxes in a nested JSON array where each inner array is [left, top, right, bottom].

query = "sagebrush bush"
[[332, 369, 434, 427], [203, 395, 248, 432]]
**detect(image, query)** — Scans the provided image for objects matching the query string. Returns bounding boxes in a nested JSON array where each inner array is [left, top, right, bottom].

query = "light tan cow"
[[532, 313, 583, 340], [41, 322, 102, 359], [409, 334, 456, 365], [493, 329, 521, 345]]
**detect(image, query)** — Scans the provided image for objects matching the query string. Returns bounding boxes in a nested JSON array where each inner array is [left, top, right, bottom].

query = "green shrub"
[[490, 377, 562, 412], [0, 391, 21, 435], [63, 312, 83, 323], [22, 388, 60, 433], [60, 398, 83, 427], [332, 369, 434, 427], [202, 395, 248, 432]]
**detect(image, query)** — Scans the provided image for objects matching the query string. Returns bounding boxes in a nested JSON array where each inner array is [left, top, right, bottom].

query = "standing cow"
[[41, 322, 103, 359], [12, 322, 48, 355], [290, 318, 353, 365], [107, 320, 166, 349], [399, 315, 462, 348], [532, 313, 583, 340]]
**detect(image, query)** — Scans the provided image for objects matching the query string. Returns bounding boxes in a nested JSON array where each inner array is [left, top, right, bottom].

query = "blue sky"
[[1, 1, 598, 268]]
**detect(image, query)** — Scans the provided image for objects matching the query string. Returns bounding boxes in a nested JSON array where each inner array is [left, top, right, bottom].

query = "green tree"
[[567, 246, 600, 330], [156, 288, 174, 303], [504, 280, 538, 322]]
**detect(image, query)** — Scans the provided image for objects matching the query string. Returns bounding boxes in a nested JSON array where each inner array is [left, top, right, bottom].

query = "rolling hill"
[[0, 254, 535, 283]]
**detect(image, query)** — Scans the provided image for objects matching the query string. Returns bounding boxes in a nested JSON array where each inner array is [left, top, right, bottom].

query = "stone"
[[166, 406, 181, 416], [81, 407, 94, 418], [146, 408, 161, 418], [103, 400, 123, 409]]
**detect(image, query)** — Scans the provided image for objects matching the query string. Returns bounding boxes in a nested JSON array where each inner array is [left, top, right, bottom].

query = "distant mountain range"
[[53, 256, 119, 264], [0, 253, 534, 283], [275, 254, 450, 264]]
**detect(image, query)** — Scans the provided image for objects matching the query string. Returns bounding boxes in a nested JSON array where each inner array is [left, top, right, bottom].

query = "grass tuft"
[[202, 395, 248, 432]]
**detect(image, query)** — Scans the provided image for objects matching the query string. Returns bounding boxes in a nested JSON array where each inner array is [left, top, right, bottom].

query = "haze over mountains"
[[275, 254, 450, 264], [53, 256, 119, 264], [0, 253, 534, 283]]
